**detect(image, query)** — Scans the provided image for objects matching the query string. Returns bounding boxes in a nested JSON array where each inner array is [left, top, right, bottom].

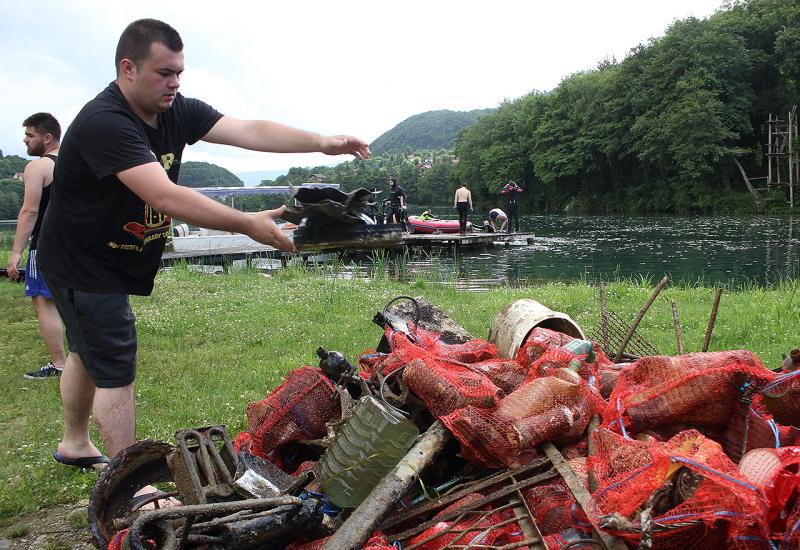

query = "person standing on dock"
[[453, 182, 473, 233], [36, 18, 371, 474], [6, 113, 67, 380], [500, 180, 523, 232], [387, 176, 408, 231]]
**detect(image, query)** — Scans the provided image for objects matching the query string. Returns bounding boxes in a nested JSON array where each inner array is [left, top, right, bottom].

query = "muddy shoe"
[[24, 362, 62, 379]]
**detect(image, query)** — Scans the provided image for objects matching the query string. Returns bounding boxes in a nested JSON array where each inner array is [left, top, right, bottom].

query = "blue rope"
[[762, 369, 800, 393], [767, 419, 782, 448], [669, 457, 760, 492], [616, 397, 630, 439]]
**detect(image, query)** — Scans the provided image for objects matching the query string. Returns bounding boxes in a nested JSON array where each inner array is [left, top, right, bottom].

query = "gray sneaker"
[[24, 362, 63, 379]]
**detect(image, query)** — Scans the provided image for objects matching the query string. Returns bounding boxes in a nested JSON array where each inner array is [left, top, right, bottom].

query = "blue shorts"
[[24, 249, 53, 299]]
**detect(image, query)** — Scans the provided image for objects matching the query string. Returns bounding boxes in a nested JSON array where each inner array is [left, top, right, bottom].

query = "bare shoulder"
[[23, 157, 55, 184]]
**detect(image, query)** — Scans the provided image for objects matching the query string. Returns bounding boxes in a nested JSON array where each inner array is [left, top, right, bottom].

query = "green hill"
[[178, 161, 243, 188], [370, 109, 495, 155], [0, 155, 28, 179]]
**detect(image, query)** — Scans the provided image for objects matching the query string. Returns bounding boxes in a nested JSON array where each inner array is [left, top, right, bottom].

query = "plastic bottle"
[[563, 339, 595, 370], [319, 395, 419, 508]]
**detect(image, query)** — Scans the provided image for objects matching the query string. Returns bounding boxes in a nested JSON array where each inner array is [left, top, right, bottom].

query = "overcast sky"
[[1, 0, 724, 175]]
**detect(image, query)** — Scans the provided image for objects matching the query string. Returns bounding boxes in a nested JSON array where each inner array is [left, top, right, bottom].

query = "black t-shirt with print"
[[37, 82, 223, 295]]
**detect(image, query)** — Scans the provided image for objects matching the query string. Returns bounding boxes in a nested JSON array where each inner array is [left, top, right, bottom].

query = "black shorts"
[[44, 278, 137, 388]]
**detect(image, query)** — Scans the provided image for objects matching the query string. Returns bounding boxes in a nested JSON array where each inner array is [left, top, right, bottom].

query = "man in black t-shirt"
[[37, 19, 371, 471]]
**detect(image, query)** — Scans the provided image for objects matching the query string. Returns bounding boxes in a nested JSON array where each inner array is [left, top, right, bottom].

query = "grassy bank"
[[0, 268, 797, 528]]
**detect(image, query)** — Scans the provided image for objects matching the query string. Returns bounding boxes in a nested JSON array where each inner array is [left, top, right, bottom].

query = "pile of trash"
[[91, 296, 800, 550]]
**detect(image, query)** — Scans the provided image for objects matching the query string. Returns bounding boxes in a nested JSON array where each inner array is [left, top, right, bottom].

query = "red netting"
[[441, 374, 602, 468], [722, 393, 799, 462], [761, 371, 800, 427], [464, 358, 526, 394], [589, 428, 769, 548], [515, 326, 575, 369], [232, 431, 251, 454], [245, 366, 339, 465], [523, 480, 590, 535], [402, 356, 504, 418], [405, 492, 518, 549], [362, 533, 396, 549], [739, 446, 800, 545], [602, 351, 776, 435]]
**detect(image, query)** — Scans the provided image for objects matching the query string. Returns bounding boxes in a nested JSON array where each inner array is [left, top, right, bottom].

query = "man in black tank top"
[[6, 113, 66, 380]]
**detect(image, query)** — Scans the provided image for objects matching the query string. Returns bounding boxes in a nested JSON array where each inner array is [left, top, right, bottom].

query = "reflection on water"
[[348, 214, 800, 291]]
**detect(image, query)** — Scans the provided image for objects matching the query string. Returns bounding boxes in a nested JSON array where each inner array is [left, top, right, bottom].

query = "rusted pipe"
[[671, 299, 684, 355], [613, 275, 669, 363], [702, 288, 723, 352]]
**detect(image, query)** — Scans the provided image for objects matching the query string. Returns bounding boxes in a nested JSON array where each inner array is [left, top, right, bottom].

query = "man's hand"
[[6, 252, 22, 280], [320, 135, 371, 160], [245, 206, 297, 253]]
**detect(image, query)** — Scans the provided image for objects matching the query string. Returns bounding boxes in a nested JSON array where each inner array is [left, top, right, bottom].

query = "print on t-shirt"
[[116, 151, 175, 251]]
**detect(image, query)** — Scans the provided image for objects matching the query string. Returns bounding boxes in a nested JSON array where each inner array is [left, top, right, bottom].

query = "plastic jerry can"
[[319, 395, 419, 508]]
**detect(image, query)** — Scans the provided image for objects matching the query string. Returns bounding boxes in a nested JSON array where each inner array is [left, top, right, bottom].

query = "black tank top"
[[29, 153, 56, 250]]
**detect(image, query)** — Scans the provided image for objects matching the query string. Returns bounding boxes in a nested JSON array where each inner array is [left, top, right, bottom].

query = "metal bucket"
[[488, 299, 585, 358]]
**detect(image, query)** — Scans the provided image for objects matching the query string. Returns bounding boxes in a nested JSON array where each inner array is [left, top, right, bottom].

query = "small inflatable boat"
[[408, 216, 462, 234]]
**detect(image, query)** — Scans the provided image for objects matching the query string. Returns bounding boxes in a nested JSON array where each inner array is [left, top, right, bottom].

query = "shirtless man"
[[6, 113, 67, 380], [453, 183, 473, 233]]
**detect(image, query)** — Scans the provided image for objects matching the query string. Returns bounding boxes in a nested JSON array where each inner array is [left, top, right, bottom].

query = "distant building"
[[12, 173, 24, 181], [310, 173, 328, 182]]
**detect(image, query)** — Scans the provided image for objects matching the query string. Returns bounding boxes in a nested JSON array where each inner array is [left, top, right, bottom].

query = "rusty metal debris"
[[90, 290, 791, 550]]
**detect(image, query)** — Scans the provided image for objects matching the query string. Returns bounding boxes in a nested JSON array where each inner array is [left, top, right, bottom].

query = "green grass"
[[0, 267, 797, 524]]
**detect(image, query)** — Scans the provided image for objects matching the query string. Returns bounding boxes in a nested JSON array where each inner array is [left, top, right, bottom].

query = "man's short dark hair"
[[115, 19, 183, 74], [22, 112, 61, 141]]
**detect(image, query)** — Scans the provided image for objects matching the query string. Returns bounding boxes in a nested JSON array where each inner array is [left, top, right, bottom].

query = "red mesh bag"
[[245, 366, 339, 464], [362, 533, 396, 549], [603, 351, 775, 435], [523, 480, 590, 535], [232, 431, 251, 454], [761, 371, 800, 427], [465, 358, 526, 394], [739, 447, 800, 544], [405, 492, 513, 550], [589, 428, 769, 549], [515, 326, 575, 369], [723, 394, 799, 462], [441, 375, 601, 468], [402, 356, 504, 417]]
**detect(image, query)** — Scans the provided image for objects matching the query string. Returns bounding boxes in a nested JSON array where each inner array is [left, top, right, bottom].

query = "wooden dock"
[[160, 231, 534, 268], [403, 231, 534, 248]]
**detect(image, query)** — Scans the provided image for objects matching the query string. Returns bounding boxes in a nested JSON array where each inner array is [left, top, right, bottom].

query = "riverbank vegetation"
[[0, 268, 797, 530]]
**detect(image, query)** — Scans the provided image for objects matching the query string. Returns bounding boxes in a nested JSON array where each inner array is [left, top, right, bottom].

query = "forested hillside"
[[370, 109, 495, 155], [454, 0, 800, 214], [178, 161, 243, 187], [0, 156, 28, 219]]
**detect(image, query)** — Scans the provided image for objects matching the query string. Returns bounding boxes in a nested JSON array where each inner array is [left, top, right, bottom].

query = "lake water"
[[348, 212, 800, 291], [3, 214, 798, 290]]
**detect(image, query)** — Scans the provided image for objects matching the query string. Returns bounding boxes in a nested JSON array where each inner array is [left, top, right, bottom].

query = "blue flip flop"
[[53, 451, 110, 469]]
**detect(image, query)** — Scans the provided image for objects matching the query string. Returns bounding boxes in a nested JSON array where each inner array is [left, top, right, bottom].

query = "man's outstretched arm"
[[202, 116, 371, 159], [117, 162, 296, 252]]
